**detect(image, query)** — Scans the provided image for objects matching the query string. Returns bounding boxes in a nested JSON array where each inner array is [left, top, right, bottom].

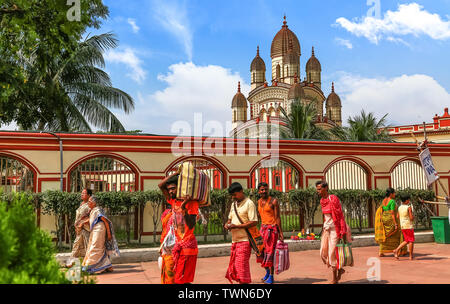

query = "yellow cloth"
[[177, 162, 211, 207], [398, 205, 413, 229], [376, 208, 408, 255], [228, 198, 258, 243], [374, 206, 386, 244]]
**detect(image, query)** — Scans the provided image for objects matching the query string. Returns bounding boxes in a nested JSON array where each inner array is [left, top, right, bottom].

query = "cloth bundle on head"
[[176, 161, 211, 207]]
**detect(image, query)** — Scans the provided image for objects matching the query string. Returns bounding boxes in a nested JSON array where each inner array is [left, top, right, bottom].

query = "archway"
[[0, 154, 35, 192], [325, 159, 369, 190], [250, 159, 301, 192], [391, 160, 427, 190], [68, 156, 137, 192]]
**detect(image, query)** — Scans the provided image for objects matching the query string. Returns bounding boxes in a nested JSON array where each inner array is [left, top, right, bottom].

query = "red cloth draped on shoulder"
[[160, 208, 173, 244], [322, 194, 347, 238]]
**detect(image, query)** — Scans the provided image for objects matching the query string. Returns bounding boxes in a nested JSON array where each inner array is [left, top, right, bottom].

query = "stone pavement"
[[94, 243, 450, 284]]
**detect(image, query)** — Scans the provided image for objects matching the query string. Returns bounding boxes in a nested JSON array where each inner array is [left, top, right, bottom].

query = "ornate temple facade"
[[230, 16, 343, 138]]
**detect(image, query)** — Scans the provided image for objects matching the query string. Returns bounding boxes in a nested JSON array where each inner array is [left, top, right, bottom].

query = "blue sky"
[[61, 1, 450, 134]]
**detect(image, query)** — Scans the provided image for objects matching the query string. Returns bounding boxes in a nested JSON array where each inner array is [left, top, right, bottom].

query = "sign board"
[[419, 148, 439, 186]]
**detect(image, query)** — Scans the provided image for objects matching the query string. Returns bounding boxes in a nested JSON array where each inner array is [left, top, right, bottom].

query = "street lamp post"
[[41, 131, 64, 250]]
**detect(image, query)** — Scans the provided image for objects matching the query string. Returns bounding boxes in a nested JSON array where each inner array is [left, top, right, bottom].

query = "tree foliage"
[[0, 1, 134, 132], [280, 98, 331, 140], [330, 110, 393, 142], [0, 192, 70, 283]]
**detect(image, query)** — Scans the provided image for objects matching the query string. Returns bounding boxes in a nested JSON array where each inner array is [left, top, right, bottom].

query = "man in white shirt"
[[224, 182, 258, 284]]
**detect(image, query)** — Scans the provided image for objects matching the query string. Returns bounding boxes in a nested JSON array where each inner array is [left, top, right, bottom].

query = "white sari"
[[82, 207, 120, 274]]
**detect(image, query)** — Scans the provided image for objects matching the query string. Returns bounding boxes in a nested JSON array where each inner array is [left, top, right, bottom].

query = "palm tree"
[[330, 110, 393, 142], [279, 98, 330, 140], [25, 33, 134, 132]]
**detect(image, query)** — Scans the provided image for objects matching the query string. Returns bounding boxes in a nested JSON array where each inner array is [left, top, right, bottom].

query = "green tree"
[[0, 192, 70, 283], [0, 1, 134, 132], [280, 99, 331, 140], [330, 110, 393, 142]]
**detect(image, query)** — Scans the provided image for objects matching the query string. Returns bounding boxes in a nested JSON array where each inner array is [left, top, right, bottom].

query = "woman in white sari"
[[82, 196, 120, 274]]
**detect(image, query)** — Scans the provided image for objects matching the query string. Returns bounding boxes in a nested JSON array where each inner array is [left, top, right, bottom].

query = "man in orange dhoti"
[[159, 174, 199, 284]]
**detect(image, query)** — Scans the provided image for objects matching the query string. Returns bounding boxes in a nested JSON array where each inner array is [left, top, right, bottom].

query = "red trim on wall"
[[388, 157, 421, 173], [0, 151, 39, 192]]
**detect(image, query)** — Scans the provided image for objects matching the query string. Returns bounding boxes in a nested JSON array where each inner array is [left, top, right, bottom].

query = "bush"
[[0, 192, 70, 284]]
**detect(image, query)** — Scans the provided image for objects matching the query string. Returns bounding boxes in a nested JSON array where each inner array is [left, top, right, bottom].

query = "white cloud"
[[335, 73, 450, 126], [152, 0, 193, 60], [127, 18, 140, 33], [335, 37, 353, 49], [116, 62, 249, 135], [104, 48, 147, 84], [335, 3, 450, 44]]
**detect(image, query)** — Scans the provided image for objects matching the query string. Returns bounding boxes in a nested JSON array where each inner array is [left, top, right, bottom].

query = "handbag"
[[233, 201, 264, 257], [335, 234, 354, 270], [274, 241, 290, 275], [161, 225, 176, 253]]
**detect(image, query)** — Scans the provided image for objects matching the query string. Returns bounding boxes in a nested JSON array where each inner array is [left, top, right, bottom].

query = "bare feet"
[[409, 256, 414, 260], [337, 268, 345, 281], [379, 253, 385, 257], [104, 267, 114, 273], [393, 249, 399, 260]]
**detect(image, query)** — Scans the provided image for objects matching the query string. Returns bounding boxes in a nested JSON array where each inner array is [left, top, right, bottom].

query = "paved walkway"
[[95, 243, 450, 284]]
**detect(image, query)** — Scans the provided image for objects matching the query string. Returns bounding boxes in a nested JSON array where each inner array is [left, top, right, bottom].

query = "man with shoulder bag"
[[225, 182, 261, 284]]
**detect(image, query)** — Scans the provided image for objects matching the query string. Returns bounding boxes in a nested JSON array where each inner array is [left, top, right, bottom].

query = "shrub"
[[0, 192, 70, 284]]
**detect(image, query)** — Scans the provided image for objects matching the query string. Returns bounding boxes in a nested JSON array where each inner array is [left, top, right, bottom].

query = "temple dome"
[[326, 83, 341, 107], [231, 82, 248, 108], [250, 46, 266, 71], [270, 16, 301, 59], [306, 46, 321, 72]]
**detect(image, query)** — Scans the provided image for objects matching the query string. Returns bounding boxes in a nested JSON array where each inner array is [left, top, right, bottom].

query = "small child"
[[394, 193, 415, 260]]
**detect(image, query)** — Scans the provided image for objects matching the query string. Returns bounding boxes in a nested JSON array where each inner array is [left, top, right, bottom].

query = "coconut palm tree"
[[279, 98, 331, 140], [24, 32, 134, 132], [330, 110, 393, 142]]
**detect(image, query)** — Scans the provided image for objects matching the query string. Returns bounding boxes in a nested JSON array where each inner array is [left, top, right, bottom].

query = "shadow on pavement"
[[276, 277, 328, 284], [342, 279, 389, 284], [108, 265, 143, 274]]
